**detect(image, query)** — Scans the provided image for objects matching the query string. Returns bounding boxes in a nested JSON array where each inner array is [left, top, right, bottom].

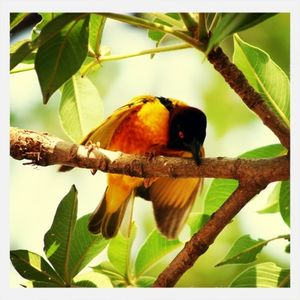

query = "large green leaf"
[[207, 13, 276, 52], [107, 224, 136, 277], [10, 14, 86, 70], [89, 14, 106, 56], [216, 235, 266, 267], [134, 229, 182, 277], [68, 214, 109, 278], [10, 13, 29, 31], [233, 34, 290, 128], [10, 250, 63, 286], [279, 180, 290, 227], [43, 185, 78, 283], [73, 272, 113, 287], [230, 262, 290, 287], [35, 15, 90, 103], [59, 74, 103, 143], [204, 144, 286, 215]]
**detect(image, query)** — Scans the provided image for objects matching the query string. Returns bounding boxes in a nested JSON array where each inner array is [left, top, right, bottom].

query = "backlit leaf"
[[279, 180, 290, 227], [230, 262, 290, 287], [207, 13, 276, 52], [43, 185, 78, 283], [10, 250, 63, 286], [216, 235, 266, 266], [233, 34, 290, 128], [135, 229, 181, 277], [59, 74, 103, 143]]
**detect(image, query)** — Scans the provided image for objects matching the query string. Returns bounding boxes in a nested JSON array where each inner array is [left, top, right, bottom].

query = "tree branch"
[[207, 47, 290, 150], [152, 181, 267, 287], [10, 127, 289, 183]]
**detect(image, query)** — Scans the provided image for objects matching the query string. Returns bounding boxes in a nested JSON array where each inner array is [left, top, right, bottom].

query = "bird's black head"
[[168, 106, 207, 165]]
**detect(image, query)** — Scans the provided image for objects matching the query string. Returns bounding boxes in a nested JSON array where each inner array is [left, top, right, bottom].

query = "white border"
[[2, 1, 300, 300]]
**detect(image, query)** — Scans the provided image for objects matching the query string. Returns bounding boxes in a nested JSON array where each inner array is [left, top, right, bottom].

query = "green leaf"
[[31, 13, 62, 40], [239, 143, 286, 159], [279, 180, 290, 227], [23, 280, 60, 288], [35, 13, 87, 46], [59, 74, 103, 143], [207, 13, 276, 52], [10, 250, 63, 286], [68, 214, 109, 278], [134, 229, 182, 277], [89, 14, 106, 56], [43, 185, 78, 283], [233, 34, 290, 128], [107, 224, 136, 277], [216, 235, 266, 267], [257, 182, 280, 214], [35, 15, 90, 103], [148, 13, 181, 47], [230, 262, 290, 287], [204, 144, 286, 215], [135, 276, 156, 287], [10, 13, 29, 31], [73, 272, 113, 287], [187, 213, 210, 236], [10, 40, 33, 70], [204, 179, 238, 216], [93, 261, 128, 287], [285, 243, 290, 253]]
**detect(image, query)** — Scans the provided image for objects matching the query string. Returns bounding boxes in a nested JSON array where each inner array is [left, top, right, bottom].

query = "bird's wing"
[[80, 95, 156, 148], [149, 177, 202, 239]]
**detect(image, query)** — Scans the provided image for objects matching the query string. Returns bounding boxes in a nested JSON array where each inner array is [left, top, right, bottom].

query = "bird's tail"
[[88, 188, 132, 239]]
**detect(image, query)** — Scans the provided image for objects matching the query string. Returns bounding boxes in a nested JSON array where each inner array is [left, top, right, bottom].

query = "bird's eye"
[[178, 131, 184, 139]]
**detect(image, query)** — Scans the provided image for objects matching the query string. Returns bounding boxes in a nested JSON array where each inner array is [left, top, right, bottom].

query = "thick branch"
[[207, 47, 290, 150], [153, 181, 267, 287], [10, 127, 289, 183]]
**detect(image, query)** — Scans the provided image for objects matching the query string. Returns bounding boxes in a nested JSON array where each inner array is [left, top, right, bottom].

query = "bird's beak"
[[190, 138, 201, 166]]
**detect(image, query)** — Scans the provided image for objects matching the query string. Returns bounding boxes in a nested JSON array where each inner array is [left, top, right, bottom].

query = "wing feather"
[[149, 177, 202, 239], [81, 96, 154, 148]]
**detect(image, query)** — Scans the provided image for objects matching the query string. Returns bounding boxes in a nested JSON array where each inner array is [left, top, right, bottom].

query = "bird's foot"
[[85, 141, 101, 175]]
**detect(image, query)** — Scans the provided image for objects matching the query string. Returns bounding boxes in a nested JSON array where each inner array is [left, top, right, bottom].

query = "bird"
[[59, 95, 207, 239]]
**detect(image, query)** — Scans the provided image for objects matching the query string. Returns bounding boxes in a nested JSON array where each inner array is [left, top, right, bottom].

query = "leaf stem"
[[101, 43, 191, 62], [198, 13, 208, 41], [180, 13, 198, 34], [81, 43, 192, 77], [150, 13, 184, 29], [98, 13, 205, 52]]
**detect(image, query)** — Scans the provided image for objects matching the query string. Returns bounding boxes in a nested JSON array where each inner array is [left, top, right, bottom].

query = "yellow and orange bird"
[[60, 95, 207, 239]]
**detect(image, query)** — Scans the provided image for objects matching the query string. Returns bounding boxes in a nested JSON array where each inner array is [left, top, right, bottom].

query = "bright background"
[[10, 13, 290, 287]]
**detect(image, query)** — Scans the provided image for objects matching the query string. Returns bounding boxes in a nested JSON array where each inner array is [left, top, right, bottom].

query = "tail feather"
[[88, 189, 132, 238]]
